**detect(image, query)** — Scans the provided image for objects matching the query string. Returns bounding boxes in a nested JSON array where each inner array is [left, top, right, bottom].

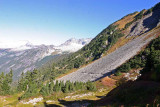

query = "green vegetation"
[[115, 71, 122, 76], [40, 81, 96, 97], [134, 9, 145, 21], [0, 70, 13, 95], [17, 70, 43, 99], [14, 67, 96, 99], [144, 8, 152, 15], [124, 21, 134, 29]]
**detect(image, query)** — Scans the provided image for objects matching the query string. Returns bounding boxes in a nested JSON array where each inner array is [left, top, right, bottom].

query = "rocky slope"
[[58, 30, 158, 82], [57, 3, 160, 82]]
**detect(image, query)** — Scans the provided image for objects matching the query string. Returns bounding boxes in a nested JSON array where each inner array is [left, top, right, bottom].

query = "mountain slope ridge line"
[[57, 29, 159, 82]]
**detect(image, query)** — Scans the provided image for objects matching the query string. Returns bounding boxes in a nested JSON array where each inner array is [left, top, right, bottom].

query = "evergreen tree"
[[49, 81, 54, 94], [63, 81, 69, 93], [69, 82, 75, 92], [1, 78, 11, 94], [0, 70, 13, 95], [86, 81, 97, 91], [49, 63, 56, 81], [40, 82, 50, 96], [17, 72, 27, 92], [54, 80, 61, 92], [0, 72, 4, 93]]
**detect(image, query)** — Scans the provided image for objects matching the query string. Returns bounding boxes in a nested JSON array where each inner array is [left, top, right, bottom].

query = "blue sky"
[[0, 0, 159, 46]]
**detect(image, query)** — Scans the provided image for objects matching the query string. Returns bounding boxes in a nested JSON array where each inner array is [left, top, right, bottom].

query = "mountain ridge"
[[0, 38, 92, 80]]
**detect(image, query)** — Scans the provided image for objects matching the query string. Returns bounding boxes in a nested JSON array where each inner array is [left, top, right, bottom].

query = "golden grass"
[[0, 93, 24, 107], [114, 12, 138, 29], [144, 26, 160, 40]]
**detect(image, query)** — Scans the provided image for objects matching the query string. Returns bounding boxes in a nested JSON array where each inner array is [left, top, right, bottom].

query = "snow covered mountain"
[[0, 38, 92, 80], [56, 38, 92, 52]]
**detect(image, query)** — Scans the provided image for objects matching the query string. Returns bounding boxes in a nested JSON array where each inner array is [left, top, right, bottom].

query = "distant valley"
[[0, 38, 92, 80]]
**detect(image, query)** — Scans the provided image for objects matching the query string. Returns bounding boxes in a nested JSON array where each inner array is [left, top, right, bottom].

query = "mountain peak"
[[56, 38, 92, 52], [60, 38, 92, 46]]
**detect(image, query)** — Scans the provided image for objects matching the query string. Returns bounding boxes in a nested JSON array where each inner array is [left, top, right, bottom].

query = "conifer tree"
[[54, 80, 61, 92], [49, 81, 54, 94], [17, 72, 26, 92], [86, 81, 97, 91], [64, 81, 69, 93], [0, 70, 13, 95]]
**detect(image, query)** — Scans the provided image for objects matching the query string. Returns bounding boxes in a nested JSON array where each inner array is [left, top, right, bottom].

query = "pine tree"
[[86, 81, 97, 91], [1, 70, 13, 95], [49, 81, 54, 94], [49, 63, 56, 81], [64, 81, 69, 93], [0, 72, 4, 93], [1, 78, 10, 95], [69, 82, 75, 92], [17, 72, 27, 92], [54, 80, 61, 92]]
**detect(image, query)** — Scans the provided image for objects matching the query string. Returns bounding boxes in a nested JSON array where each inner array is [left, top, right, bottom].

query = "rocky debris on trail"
[[20, 97, 43, 105], [124, 70, 141, 81], [64, 92, 94, 100]]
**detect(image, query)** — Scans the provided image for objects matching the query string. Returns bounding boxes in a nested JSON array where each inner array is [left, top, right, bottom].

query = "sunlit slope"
[[56, 3, 160, 82]]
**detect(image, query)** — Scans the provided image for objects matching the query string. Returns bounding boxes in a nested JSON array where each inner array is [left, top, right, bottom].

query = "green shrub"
[[115, 71, 122, 76]]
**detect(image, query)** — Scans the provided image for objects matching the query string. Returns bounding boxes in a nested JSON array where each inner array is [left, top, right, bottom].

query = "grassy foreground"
[[0, 82, 113, 107]]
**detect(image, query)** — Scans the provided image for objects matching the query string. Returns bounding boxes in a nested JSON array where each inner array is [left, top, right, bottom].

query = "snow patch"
[[56, 43, 84, 52], [64, 92, 94, 99]]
